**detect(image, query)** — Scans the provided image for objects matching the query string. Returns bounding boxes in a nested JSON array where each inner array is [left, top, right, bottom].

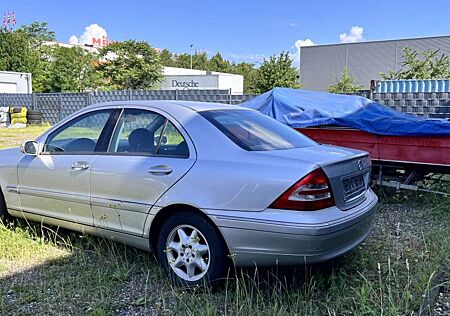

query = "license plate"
[[342, 175, 365, 201]]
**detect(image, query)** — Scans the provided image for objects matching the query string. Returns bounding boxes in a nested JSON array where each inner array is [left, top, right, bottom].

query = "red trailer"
[[241, 88, 450, 193], [298, 127, 450, 193]]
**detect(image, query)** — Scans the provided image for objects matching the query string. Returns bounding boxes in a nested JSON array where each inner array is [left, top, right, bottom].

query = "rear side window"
[[109, 109, 164, 154], [201, 110, 316, 151], [108, 108, 189, 157], [157, 121, 189, 157]]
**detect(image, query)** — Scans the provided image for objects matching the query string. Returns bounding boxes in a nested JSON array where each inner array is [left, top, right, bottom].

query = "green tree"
[[159, 49, 176, 67], [328, 67, 362, 94], [173, 53, 191, 69], [208, 52, 232, 72], [0, 22, 57, 92], [381, 47, 450, 80], [232, 62, 258, 94], [18, 22, 56, 92], [47, 46, 99, 92], [173, 51, 208, 70], [192, 51, 208, 70], [254, 52, 299, 93], [97, 40, 163, 90], [19, 21, 56, 44], [0, 29, 35, 72]]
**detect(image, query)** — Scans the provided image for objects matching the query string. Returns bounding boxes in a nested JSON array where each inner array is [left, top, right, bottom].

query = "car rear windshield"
[[201, 110, 317, 151]]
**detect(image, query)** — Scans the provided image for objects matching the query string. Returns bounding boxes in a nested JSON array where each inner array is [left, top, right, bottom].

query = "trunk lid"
[[260, 144, 372, 210]]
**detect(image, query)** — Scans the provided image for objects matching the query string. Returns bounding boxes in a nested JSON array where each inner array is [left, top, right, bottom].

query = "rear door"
[[89, 107, 196, 236]]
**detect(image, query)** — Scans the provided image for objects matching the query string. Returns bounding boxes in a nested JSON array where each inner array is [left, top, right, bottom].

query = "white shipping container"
[[0, 71, 32, 94]]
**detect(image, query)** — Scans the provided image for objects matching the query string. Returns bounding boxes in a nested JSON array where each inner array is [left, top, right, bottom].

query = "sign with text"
[[160, 75, 219, 90]]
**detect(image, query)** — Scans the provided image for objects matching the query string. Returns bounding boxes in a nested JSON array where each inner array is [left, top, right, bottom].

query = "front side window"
[[201, 110, 317, 151], [109, 109, 189, 157], [45, 110, 113, 153]]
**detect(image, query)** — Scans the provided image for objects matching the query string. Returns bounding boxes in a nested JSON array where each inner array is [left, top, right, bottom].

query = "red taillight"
[[270, 168, 335, 211]]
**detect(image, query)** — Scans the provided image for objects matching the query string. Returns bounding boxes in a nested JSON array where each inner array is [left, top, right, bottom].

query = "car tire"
[[27, 115, 42, 120], [27, 110, 43, 116], [27, 119, 42, 125], [156, 211, 230, 289], [27, 110, 43, 123]]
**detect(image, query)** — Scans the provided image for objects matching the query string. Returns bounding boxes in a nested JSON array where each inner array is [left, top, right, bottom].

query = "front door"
[[17, 109, 115, 226], [90, 108, 196, 236]]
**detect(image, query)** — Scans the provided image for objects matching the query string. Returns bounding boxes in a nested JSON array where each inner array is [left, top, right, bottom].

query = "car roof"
[[85, 100, 250, 112]]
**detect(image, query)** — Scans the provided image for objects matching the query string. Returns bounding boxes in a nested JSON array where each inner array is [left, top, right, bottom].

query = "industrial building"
[[0, 71, 32, 93], [43, 41, 244, 94], [160, 67, 244, 95], [300, 35, 450, 92]]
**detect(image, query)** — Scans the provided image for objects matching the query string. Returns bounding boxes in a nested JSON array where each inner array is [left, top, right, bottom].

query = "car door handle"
[[70, 161, 90, 171], [148, 165, 173, 175]]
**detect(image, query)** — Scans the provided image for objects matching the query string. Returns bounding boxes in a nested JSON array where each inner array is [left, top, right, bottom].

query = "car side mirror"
[[21, 140, 40, 156]]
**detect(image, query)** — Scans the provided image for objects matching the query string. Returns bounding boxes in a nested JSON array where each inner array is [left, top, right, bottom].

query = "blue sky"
[[2, 0, 450, 65]]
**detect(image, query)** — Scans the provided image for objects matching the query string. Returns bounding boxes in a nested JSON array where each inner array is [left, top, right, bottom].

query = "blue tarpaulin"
[[241, 88, 450, 136]]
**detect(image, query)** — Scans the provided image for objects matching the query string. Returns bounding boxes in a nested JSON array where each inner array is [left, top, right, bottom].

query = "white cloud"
[[288, 22, 298, 27], [339, 26, 364, 43], [294, 39, 315, 49], [227, 52, 267, 64], [227, 38, 315, 68], [69, 23, 108, 46], [68, 35, 78, 45], [292, 39, 315, 68]]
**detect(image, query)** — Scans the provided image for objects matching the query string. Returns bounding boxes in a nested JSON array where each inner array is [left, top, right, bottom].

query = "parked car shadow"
[[1, 217, 351, 297]]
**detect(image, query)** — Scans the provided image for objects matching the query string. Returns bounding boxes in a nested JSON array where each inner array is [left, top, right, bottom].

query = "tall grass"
[[1, 197, 449, 315]]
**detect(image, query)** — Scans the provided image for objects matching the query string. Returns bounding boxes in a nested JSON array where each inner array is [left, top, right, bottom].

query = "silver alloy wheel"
[[165, 224, 211, 282]]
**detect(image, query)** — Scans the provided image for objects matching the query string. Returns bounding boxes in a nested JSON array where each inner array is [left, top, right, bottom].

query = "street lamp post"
[[190, 44, 194, 69]]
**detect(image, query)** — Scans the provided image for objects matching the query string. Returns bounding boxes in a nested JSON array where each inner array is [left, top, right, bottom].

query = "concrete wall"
[[0, 71, 32, 93], [300, 36, 450, 92]]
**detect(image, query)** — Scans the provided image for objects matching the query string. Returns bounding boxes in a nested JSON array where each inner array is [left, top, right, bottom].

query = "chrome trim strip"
[[17, 186, 153, 214], [18, 187, 90, 205], [91, 196, 152, 213]]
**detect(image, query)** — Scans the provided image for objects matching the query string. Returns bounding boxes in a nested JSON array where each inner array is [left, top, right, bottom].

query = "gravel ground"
[[114, 272, 170, 316], [434, 286, 450, 316]]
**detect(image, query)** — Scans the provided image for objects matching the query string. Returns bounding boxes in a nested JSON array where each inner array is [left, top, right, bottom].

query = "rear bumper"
[[207, 188, 378, 267]]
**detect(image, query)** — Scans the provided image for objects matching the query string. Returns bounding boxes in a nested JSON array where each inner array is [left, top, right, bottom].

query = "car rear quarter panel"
[[155, 156, 318, 211], [154, 113, 320, 211]]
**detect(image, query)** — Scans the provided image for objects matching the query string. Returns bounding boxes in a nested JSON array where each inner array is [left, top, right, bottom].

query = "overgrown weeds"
[[1, 194, 448, 315]]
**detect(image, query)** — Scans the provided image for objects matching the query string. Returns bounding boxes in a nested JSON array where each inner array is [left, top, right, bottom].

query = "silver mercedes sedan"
[[0, 101, 377, 287]]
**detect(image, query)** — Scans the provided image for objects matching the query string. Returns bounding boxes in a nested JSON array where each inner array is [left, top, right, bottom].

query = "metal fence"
[[1, 89, 256, 124], [356, 92, 450, 119], [1, 89, 450, 125]]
